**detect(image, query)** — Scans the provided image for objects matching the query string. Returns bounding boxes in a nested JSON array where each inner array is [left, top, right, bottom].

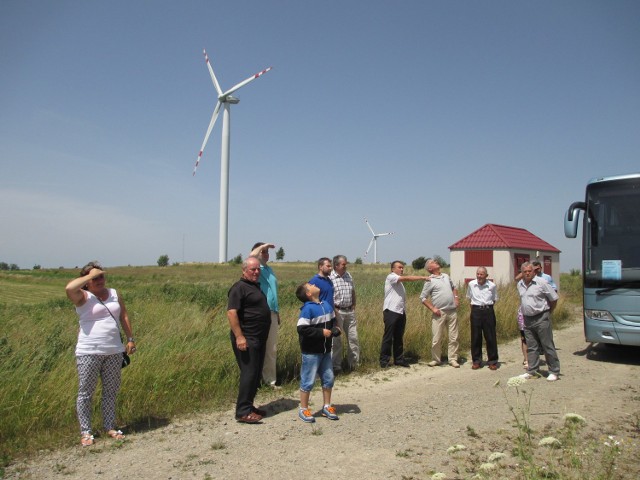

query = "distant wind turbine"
[[364, 218, 394, 264], [193, 49, 272, 262]]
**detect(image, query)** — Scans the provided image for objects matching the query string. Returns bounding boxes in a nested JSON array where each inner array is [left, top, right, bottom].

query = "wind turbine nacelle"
[[221, 95, 240, 104]]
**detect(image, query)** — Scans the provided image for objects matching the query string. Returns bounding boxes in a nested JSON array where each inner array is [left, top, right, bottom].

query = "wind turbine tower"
[[193, 50, 272, 262], [364, 218, 394, 264]]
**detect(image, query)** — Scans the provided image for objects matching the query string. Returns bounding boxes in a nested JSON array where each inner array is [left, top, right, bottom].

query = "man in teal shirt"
[[250, 242, 280, 388]]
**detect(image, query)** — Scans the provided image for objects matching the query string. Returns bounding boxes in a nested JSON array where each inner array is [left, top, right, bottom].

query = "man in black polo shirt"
[[227, 256, 271, 423]]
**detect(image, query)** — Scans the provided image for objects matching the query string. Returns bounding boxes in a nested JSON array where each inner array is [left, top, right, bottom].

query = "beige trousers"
[[261, 311, 279, 385], [431, 309, 459, 363]]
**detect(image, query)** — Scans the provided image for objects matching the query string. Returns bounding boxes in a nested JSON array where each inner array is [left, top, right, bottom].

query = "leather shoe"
[[236, 412, 262, 424], [252, 407, 267, 417], [488, 364, 498, 371], [395, 361, 410, 368], [471, 363, 481, 370]]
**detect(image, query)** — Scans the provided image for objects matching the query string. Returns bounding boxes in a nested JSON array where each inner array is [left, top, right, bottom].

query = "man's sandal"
[[81, 433, 94, 446], [107, 429, 125, 440]]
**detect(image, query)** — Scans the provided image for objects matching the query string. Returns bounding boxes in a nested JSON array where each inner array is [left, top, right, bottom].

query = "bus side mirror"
[[564, 202, 585, 238]]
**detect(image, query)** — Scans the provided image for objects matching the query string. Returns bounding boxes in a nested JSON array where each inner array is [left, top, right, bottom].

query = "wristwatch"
[[127, 337, 135, 342]]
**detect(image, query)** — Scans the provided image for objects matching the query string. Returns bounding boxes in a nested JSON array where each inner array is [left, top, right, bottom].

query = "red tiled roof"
[[449, 224, 560, 252]]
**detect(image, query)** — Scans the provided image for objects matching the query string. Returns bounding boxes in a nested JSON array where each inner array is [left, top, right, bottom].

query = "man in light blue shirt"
[[250, 242, 280, 388], [532, 261, 557, 291]]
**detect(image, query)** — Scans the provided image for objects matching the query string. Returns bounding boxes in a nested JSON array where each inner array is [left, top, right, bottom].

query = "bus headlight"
[[584, 309, 615, 321]]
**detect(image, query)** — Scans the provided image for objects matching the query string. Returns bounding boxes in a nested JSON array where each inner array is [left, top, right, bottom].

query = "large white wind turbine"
[[364, 218, 394, 264], [193, 49, 272, 262]]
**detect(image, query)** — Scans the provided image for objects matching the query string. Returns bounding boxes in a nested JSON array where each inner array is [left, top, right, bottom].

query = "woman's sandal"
[[81, 433, 94, 446], [107, 429, 125, 440]]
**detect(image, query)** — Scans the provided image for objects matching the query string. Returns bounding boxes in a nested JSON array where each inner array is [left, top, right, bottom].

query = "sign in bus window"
[[602, 260, 622, 281]]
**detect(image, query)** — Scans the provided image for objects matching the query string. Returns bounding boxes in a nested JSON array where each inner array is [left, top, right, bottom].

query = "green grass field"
[[0, 264, 580, 464]]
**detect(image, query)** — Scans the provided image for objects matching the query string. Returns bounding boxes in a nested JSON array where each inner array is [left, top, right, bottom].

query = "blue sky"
[[1, 1, 639, 271]]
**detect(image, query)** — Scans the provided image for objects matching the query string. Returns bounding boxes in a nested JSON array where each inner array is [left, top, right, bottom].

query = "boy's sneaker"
[[519, 372, 539, 380], [321, 405, 339, 420], [298, 408, 315, 423], [547, 373, 559, 382]]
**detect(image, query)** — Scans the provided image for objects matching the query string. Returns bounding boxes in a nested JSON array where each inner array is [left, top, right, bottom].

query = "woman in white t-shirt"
[[65, 261, 136, 446]]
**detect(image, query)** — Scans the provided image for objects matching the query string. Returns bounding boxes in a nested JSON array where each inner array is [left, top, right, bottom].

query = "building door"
[[514, 253, 530, 277], [544, 255, 552, 276]]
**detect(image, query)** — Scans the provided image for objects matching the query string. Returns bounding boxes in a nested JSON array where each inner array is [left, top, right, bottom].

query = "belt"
[[524, 309, 550, 317], [336, 306, 353, 311], [472, 305, 494, 310]]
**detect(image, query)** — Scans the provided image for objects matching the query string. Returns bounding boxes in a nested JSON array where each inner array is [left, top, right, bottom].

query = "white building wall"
[[450, 250, 561, 289]]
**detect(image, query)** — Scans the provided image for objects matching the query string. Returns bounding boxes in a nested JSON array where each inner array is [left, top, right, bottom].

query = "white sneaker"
[[449, 360, 460, 368], [519, 372, 538, 380], [427, 360, 440, 367], [547, 373, 559, 382]]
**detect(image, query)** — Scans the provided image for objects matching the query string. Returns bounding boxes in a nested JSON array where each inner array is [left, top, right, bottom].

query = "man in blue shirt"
[[309, 257, 334, 309]]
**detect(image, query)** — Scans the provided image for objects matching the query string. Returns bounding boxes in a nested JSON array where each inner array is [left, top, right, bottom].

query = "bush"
[[412, 256, 427, 270], [157, 255, 169, 267]]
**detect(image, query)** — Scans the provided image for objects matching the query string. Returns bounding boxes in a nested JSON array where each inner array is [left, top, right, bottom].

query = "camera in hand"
[[331, 327, 341, 337]]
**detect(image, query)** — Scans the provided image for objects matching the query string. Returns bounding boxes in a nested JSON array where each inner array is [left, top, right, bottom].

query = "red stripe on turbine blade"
[[254, 67, 271, 78]]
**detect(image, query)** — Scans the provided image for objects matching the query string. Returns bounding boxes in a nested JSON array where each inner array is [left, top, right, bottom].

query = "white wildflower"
[[563, 413, 586, 426], [507, 376, 526, 387], [446, 444, 467, 454], [605, 435, 622, 447], [431, 473, 447, 480], [538, 436, 562, 448], [487, 452, 507, 462], [479, 462, 497, 472]]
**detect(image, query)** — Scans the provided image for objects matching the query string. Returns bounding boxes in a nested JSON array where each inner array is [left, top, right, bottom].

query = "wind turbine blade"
[[193, 101, 222, 175], [364, 237, 374, 257], [378, 232, 393, 237], [203, 49, 223, 96], [365, 218, 376, 236], [221, 66, 272, 99]]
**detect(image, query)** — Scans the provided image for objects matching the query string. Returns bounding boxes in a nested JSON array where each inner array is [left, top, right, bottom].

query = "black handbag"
[[121, 352, 131, 368]]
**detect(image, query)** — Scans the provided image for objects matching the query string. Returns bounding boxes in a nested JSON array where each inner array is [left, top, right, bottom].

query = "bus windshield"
[[585, 178, 640, 288]]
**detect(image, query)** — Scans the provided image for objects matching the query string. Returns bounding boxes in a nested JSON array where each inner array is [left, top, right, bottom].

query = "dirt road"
[[6, 316, 640, 479]]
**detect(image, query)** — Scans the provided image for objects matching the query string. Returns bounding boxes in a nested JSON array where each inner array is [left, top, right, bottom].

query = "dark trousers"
[[380, 309, 406, 366], [470, 306, 498, 364], [230, 331, 267, 417]]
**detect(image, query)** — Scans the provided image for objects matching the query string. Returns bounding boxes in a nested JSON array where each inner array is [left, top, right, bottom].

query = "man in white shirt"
[[466, 267, 499, 370], [380, 261, 429, 368]]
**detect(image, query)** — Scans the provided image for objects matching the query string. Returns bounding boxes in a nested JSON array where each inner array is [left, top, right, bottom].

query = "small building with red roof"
[[449, 223, 561, 287]]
